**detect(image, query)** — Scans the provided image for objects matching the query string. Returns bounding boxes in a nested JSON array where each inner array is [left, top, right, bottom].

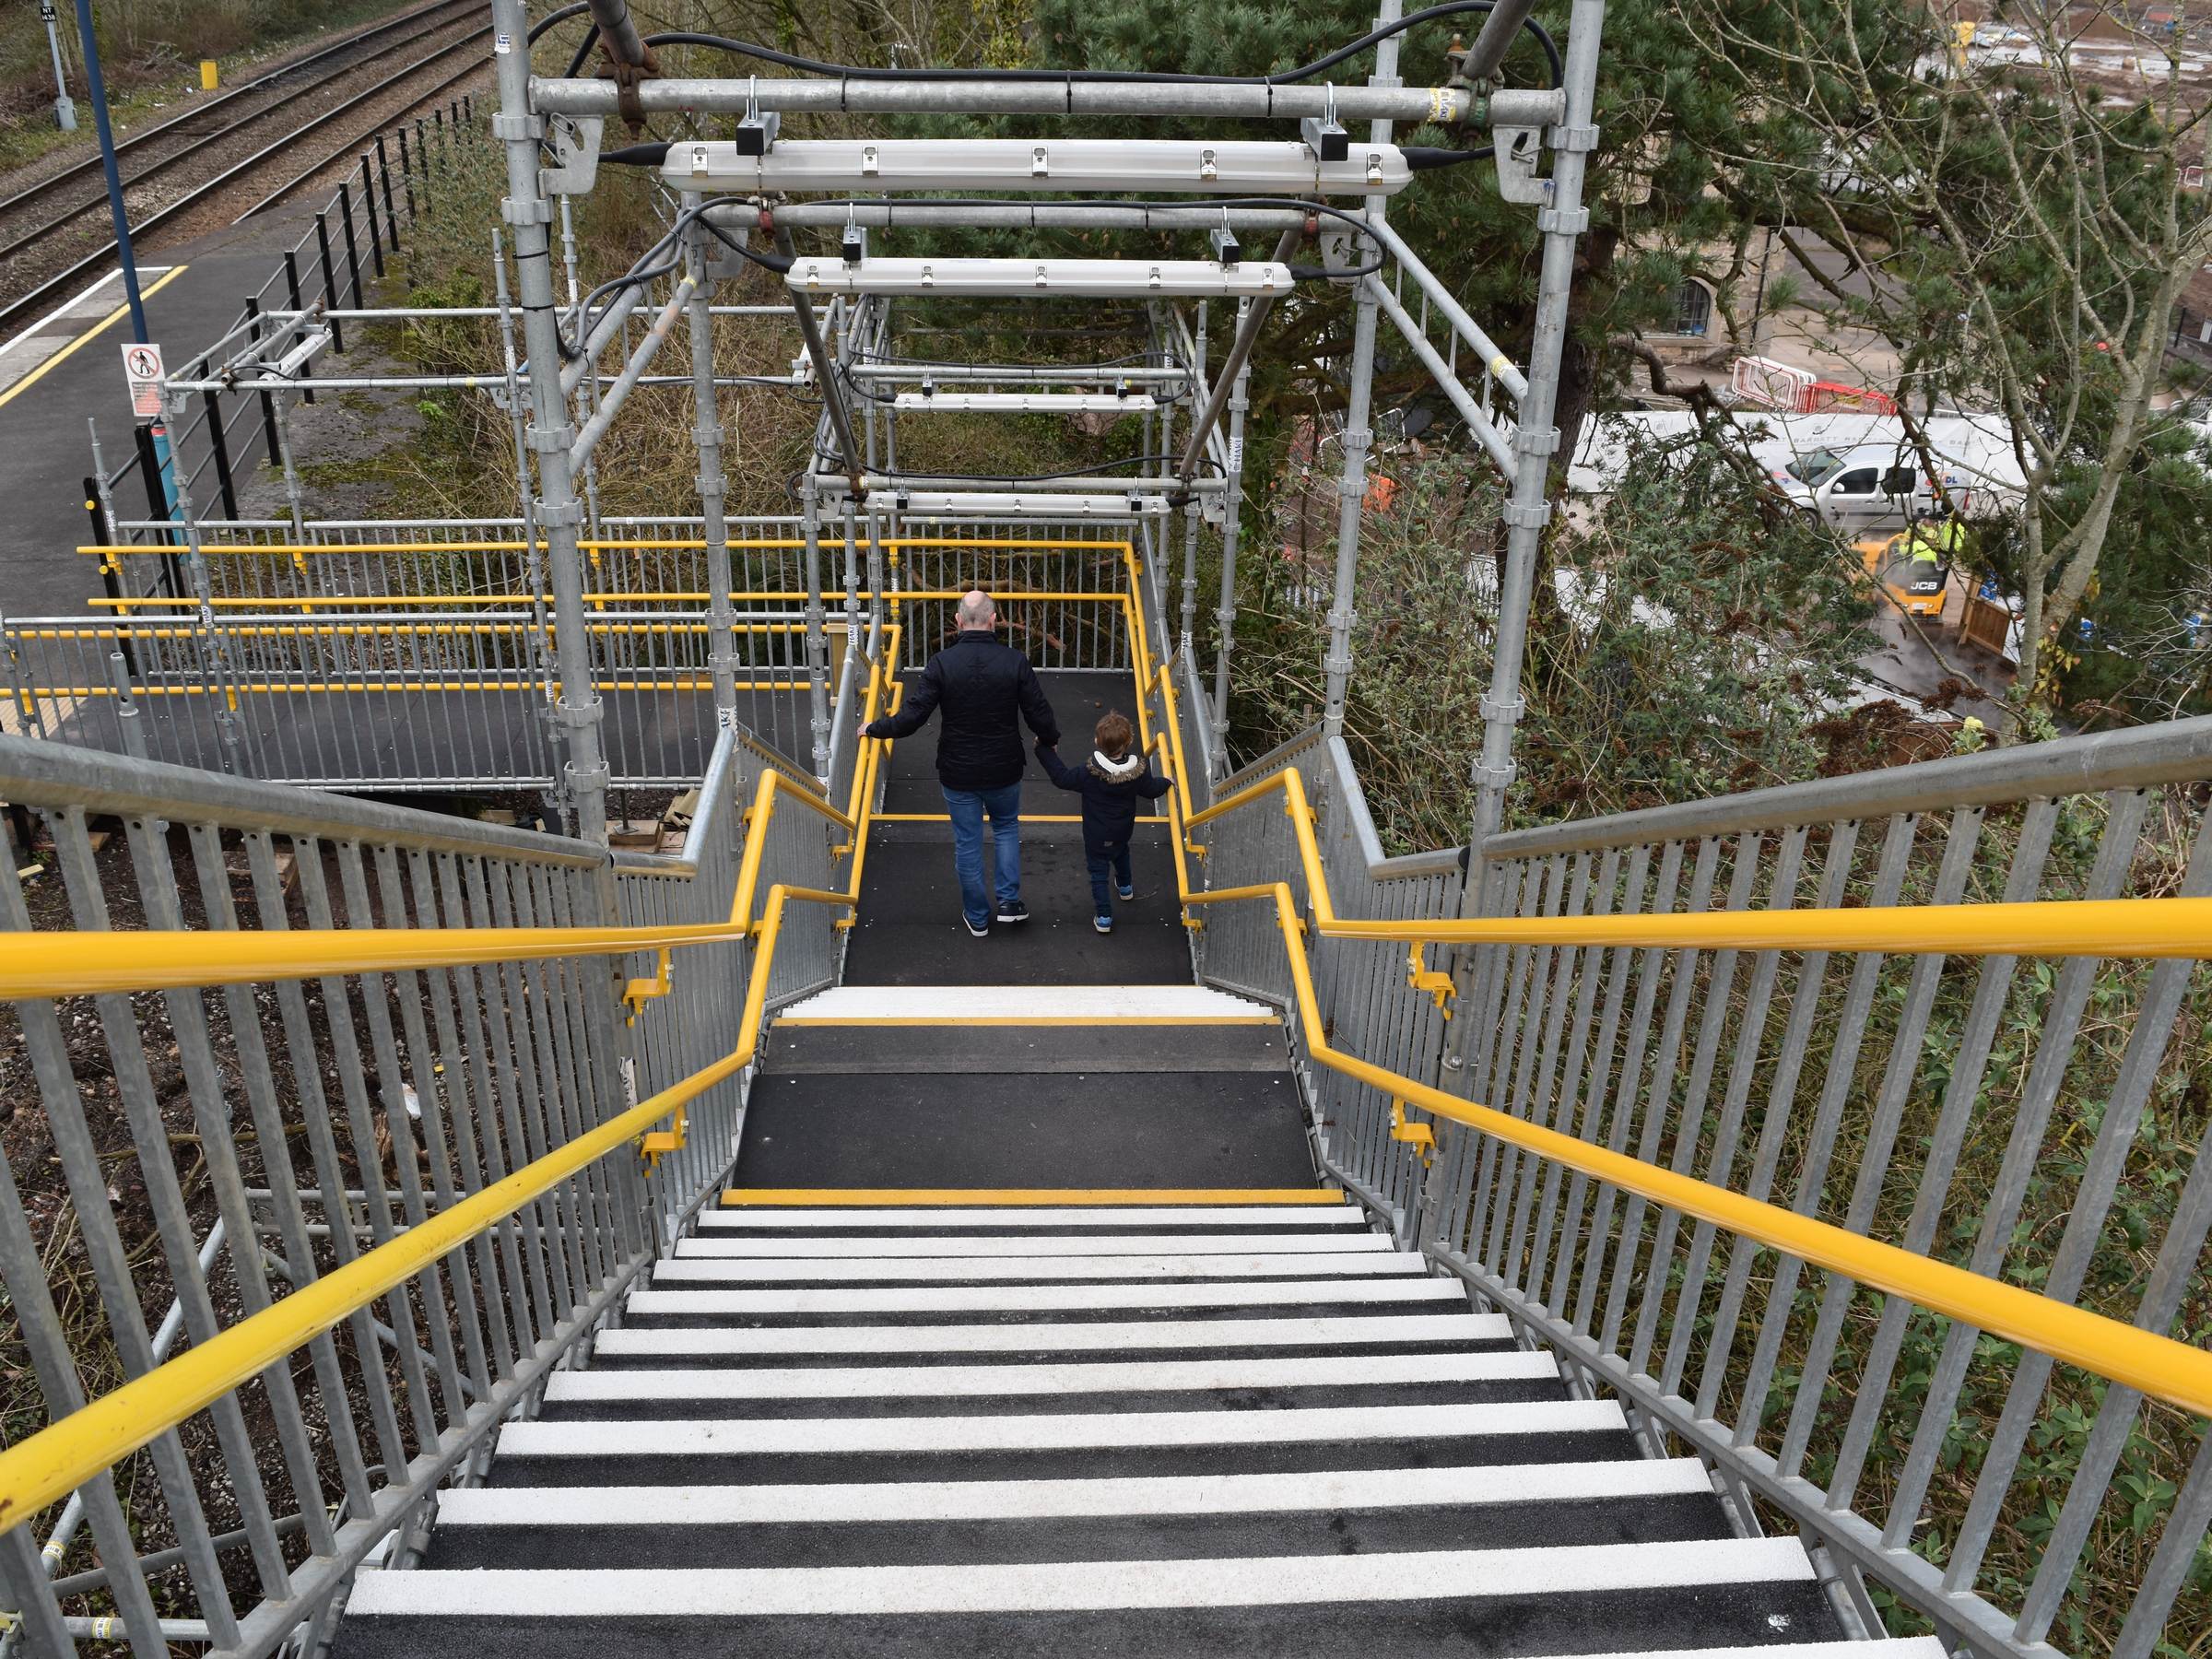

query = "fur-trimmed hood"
[[1088, 748, 1144, 782]]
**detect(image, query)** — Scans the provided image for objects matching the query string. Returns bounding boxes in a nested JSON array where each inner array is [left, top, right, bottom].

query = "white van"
[[1771, 444, 1936, 530]]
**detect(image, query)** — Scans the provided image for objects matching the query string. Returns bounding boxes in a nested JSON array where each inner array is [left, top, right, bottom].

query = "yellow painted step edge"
[[720, 1187, 1349, 1207]]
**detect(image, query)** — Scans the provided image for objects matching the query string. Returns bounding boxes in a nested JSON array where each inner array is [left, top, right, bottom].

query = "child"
[[1035, 711, 1171, 933]]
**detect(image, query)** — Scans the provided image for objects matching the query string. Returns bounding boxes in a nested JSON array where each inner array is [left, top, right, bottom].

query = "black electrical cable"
[[1403, 145, 1497, 170], [629, 5, 1559, 91], [556, 196, 793, 360], [527, 3, 593, 44]]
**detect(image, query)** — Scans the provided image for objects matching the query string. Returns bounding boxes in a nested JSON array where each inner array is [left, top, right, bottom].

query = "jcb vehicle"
[[1853, 524, 1952, 618]]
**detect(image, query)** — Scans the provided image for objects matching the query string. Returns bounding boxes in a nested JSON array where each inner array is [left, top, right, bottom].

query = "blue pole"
[[71, 0, 149, 345]]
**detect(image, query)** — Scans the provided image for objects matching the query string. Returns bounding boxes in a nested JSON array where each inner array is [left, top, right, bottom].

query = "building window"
[[1673, 279, 1712, 337]]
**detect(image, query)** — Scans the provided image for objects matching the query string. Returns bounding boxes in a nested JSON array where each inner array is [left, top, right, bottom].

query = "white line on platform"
[[651, 1252, 1425, 1284], [493, 1398, 1630, 1459], [543, 1349, 1559, 1402], [347, 1536, 1813, 1618], [0, 267, 129, 359], [433, 1457, 1715, 1526], [621, 1276, 1469, 1316], [591, 1312, 1507, 1357], [672, 1232, 1392, 1259]]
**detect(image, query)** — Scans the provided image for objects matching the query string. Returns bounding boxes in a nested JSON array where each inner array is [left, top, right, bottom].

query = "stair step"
[[621, 1276, 1470, 1322], [591, 1312, 1510, 1359], [421, 1462, 1732, 1570], [543, 1351, 1560, 1406], [672, 1231, 1390, 1258], [347, 1536, 1816, 1618], [774, 984, 1276, 1025], [700, 1203, 1365, 1231], [651, 1251, 1426, 1284], [435, 1459, 1715, 1526], [717, 1190, 1350, 1212], [492, 1400, 1632, 1465]]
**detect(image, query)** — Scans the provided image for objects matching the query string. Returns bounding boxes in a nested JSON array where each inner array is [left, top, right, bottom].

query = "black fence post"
[[314, 212, 347, 354], [433, 104, 446, 171], [357, 155, 386, 278], [284, 249, 317, 401], [202, 391, 240, 520], [88, 477, 142, 672], [243, 295, 280, 462], [336, 182, 365, 307], [398, 124, 418, 219], [376, 134, 400, 250], [132, 424, 183, 599]]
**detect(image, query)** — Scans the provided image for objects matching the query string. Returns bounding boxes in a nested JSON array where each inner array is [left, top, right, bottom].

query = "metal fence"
[[15, 519, 1158, 794], [1412, 718, 2212, 1659], [0, 716, 850, 1654], [93, 100, 487, 565], [1189, 727, 1466, 1230]]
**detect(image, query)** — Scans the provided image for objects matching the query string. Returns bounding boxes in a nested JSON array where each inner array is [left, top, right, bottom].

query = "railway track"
[[0, 0, 495, 337]]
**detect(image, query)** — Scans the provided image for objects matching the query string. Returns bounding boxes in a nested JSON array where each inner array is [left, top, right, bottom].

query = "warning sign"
[[122, 342, 165, 420]]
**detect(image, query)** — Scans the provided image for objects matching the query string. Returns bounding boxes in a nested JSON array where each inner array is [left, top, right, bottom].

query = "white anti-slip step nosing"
[[543, 1350, 1559, 1403], [593, 1312, 1507, 1357], [434, 1457, 1714, 1526], [775, 984, 1273, 1023], [700, 1206, 1365, 1230], [673, 1233, 1392, 1259], [493, 1398, 1628, 1459], [622, 1277, 1468, 1316], [347, 1536, 1812, 1618], [652, 1252, 1425, 1284]]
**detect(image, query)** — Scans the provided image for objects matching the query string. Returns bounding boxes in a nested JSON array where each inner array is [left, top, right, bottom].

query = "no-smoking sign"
[[122, 342, 165, 420]]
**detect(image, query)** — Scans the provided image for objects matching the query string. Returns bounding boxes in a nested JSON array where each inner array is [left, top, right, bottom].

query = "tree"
[[1674, 0, 2212, 734]]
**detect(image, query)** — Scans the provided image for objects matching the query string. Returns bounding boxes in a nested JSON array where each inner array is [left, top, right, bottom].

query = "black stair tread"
[[339, 1559, 1850, 1659], [730, 1069, 1317, 1190], [419, 1490, 1738, 1571], [841, 838, 1191, 986], [480, 1430, 1653, 1488], [532, 1377, 1575, 1420]]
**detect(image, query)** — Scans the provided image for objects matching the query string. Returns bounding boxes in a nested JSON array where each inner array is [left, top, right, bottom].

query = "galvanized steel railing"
[[8, 519, 1153, 792], [1185, 714, 2212, 1659], [0, 711, 858, 1655]]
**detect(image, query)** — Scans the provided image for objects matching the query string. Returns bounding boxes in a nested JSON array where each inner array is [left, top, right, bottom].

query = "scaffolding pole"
[[1320, 0, 1405, 742], [683, 196, 737, 725], [491, 0, 608, 848]]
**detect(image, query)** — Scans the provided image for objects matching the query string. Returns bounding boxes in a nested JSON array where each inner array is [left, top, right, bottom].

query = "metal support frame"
[[683, 196, 739, 726], [490, 0, 609, 851], [1177, 227, 1300, 488], [1461, 0, 1605, 882], [1319, 0, 1405, 741], [1211, 300, 1253, 751]]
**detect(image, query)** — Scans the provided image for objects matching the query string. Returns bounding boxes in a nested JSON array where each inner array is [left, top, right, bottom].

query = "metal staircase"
[[336, 1111, 1930, 1659]]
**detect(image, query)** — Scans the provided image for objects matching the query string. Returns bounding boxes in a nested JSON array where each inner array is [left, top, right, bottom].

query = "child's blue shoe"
[[1094, 914, 1113, 934], [1117, 884, 1135, 900]]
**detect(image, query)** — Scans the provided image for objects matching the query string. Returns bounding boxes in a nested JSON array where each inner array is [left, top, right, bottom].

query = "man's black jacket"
[[865, 630, 1060, 791]]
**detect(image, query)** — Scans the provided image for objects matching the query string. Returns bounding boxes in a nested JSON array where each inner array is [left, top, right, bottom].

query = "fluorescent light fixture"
[[891, 392, 1169, 413], [788, 257, 1293, 298], [668, 137, 1410, 196]]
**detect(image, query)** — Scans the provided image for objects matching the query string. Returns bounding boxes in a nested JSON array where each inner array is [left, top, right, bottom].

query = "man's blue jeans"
[[942, 782, 1023, 927]]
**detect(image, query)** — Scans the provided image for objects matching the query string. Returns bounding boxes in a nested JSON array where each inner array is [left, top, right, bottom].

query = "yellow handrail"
[[0, 751, 851, 1001], [1184, 763, 2212, 959], [1181, 879, 2212, 1419], [0, 880, 852, 1532]]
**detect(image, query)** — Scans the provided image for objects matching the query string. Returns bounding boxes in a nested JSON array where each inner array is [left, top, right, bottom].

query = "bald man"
[[864, 590, 1060, 936]]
